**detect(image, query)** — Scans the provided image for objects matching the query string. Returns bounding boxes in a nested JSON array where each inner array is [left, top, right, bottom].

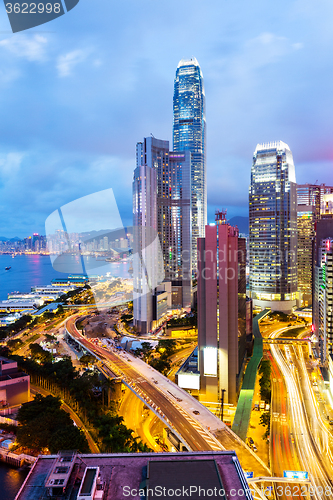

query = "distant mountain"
[[228, 216, 249, 235], [0, 236, 22, 242]]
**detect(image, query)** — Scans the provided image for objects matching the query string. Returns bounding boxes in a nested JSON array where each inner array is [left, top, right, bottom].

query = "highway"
[[269, 327, 333, 499], [119, 388, 162, 451], [66, 315, 219, 452]]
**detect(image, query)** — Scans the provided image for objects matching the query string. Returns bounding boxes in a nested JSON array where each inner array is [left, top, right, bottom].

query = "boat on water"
[[5, 266, 11, 270]]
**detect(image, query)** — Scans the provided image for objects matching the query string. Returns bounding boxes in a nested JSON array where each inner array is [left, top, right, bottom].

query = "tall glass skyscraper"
[[132, 164, 162, 334], [249, 141, 297, 312], [136, 137, 192, 308], [173, 58, 206, 268]]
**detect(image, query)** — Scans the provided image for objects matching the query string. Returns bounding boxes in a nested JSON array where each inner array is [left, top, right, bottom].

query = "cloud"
[[0, 34, 48, 62], [56, 49, 89, 77], [0, 151, 25, 180], [0, 145, 134, 237]]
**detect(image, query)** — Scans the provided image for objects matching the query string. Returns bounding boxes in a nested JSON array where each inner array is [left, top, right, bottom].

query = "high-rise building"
[[297, 206, 315, 305], [197, 213, 247, 404], [313, 237, 333, 363], [136, 137, 192, 308], [313, 218, 333, 362], [132, 164, 160, 334], [173, 58, 206, 269], [296, 183, 333, 220], [249, 141, 297, 312], [296, 184, 333, 306]]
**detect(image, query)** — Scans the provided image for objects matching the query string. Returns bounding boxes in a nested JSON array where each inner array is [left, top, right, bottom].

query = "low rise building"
[[15, 450, 253, 500], [0, 357, 30, 407]]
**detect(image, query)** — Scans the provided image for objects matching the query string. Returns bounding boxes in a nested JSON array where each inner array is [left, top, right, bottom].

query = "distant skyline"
[[1, 0, 333, 237]]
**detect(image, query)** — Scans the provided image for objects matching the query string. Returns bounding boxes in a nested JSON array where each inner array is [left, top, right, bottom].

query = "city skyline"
[[1, 0, 333, 237]]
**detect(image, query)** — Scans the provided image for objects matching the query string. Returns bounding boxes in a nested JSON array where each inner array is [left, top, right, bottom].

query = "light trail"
[[270, 340, 333, 499]]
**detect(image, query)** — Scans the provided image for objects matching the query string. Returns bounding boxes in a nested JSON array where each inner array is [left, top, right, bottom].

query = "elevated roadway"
[[65, 315, 270, 476]]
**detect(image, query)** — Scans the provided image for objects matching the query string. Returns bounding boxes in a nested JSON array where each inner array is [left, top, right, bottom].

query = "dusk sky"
[[1, 0, 333, 237]]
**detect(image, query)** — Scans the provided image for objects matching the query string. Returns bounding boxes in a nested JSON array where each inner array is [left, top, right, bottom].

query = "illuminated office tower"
[[173, 58, 206, 269], [313, 238, 333, 362], [313, 218, 333, 362], [297, 206, 315, 305], [296, 184, 333, 305], [136, 137, 192, 308], [132, 164, 158, 334], [297, 183, 333, 219], [197, 212, 247, 404], [249, 141, 297, 312]]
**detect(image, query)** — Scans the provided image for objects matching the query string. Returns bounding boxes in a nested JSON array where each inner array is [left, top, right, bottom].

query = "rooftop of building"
[[254, 140, 290, 153], [15, 450, 252, 500], [0, 371, 29, 383], [177, 57, 199, 68]]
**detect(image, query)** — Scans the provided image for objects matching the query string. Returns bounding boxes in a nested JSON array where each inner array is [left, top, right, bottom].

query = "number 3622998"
[[5, 3, 61, 13]]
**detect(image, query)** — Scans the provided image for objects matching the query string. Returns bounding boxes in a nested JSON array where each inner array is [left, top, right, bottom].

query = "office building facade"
[[173, 58, 206, 269], [313, 218, 333, 362], [296, 184, 333, 306], [297, 206, 315, 305], [296, 183, 333, 220], [197, 215, 247, 404], [249, 141, 297, 312], [136, 137, 192, 308], [132, 164, 161, 334], [313, 238, 333, 362]]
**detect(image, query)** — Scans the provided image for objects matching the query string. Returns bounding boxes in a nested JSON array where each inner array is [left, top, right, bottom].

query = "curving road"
[[66, 315, 218, 452]]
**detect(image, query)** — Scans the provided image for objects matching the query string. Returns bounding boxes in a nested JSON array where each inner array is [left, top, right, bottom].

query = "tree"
[[156, 339, 177, 356], [259, 411, 271, 440], [44, 334, 56, 343], [260, 411, 270, 427], [150, 355, 171, 375], [29, 343, 52, 363], [49, 426, 89, 454], [17, 394, 61, 425], [79, 354, 96, 366], [16, 394, 89, 453], [95, 412, 150, 453], [259, 360, 271, 402], [7, 339, 23, 350], [134, 342, 153, 361]]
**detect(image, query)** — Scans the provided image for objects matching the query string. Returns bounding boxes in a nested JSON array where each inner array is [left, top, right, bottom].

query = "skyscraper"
[[296, 184, 333, 306], [136, 137, 192, 308], [197, 213, 247, 404], [297, 206, 315, 305], [296, 183, 333, 220], [173, 58, 206, 269], [249, 141, 297, 312], [132, 164, 161, 334], [313, 218, 333, 362]]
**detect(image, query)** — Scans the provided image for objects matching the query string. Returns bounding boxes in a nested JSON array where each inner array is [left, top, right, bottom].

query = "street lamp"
[[221, 389, 226, 422]]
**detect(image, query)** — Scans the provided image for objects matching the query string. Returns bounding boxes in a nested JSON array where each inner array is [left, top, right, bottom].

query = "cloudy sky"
[[1, 0, 333, 237]]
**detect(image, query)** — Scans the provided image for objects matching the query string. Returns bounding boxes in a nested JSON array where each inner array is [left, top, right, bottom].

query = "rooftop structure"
[[15, 451, 253, 500]]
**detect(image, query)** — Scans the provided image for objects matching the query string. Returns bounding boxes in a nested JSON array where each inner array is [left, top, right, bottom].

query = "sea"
[[0, 254, 131, 301], [0, 463, 29, 500], [0, 253, 131, 498]]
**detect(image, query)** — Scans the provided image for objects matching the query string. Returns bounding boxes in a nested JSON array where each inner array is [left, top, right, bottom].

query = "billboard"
[[283, 471, 309, 480], [203, 347, 217, 377], [178, 373, 200, 390]]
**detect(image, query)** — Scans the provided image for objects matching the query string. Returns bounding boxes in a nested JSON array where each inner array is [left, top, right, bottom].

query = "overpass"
[[263, 338, 311, 345], [65, 315, 271, 477]]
